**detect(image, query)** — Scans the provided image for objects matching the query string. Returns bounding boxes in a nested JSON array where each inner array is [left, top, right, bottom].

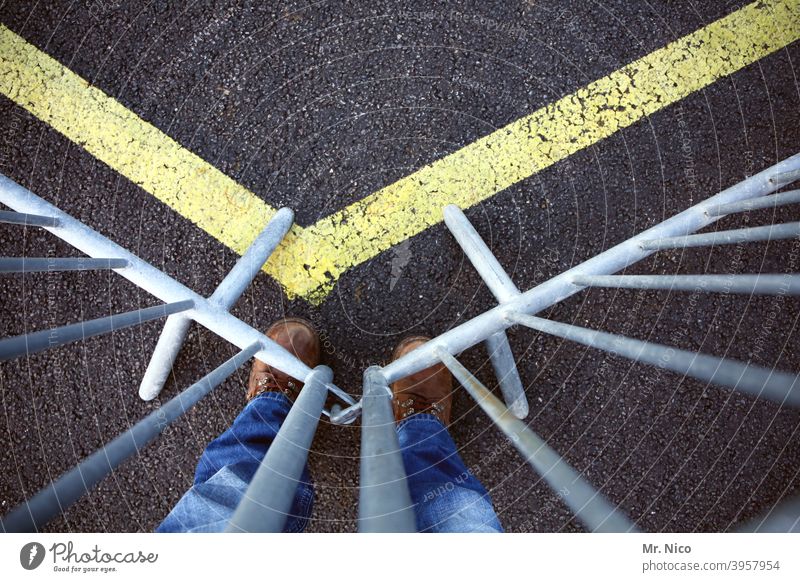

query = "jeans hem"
[[397, 412, 446, 433], [248, 390, 292, 407]]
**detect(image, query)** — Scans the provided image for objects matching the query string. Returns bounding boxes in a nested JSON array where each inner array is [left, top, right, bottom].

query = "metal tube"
[[324, 382, 357, 408], [138, 208, 293, 401], [0, 209, 58, 227], [443, 204, 520, 303], [640, 222, 800, 250], [736, 496, 800, 533], [358, 366, 417, 532], [208, 208, 294, 309], [0, 300, 194, 361], [572, 274, 800, 295], [0, 342, 260, 532], [770, 168, 800, 186], [226, 365, 332, 532], [381, 154, 800, 384], [0, 257, 128, 273], [435, 348, 636, 532], [0, 174, 311, 382], [707, 189, 800, 216], [138, 315, 193, 401], [485, 331, 529, 418], [505, 311, 800, 407], [330, 399, 363, 425]]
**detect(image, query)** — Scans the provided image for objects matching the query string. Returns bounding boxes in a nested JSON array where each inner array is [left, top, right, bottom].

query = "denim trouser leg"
[[397, 413, 503, 532], [156, 392, 314, 532]]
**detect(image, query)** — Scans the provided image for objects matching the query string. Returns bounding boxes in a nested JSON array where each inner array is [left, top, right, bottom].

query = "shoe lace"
[[250, 371, 298, 400], [396, 394, 446, 422]]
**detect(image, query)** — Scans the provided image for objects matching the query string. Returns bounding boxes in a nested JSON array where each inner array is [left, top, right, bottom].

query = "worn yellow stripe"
[[270, 0, 800, 301], [0, 24, 279, 255], [1, 0, 798, 304]]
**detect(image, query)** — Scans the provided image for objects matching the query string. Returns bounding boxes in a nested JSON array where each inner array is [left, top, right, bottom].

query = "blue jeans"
[[157, 392, 502, 533]]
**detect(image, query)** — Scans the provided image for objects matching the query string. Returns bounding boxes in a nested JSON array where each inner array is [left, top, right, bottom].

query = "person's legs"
[[157, 392, 314, 532], [391, 337, 503, 533], [398, 414, 503, 532], [157, 318, 321, 533]]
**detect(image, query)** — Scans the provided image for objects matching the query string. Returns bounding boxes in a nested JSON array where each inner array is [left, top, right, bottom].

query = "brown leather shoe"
[[247, 317, 321, 401], [390, 336, 452, 425]]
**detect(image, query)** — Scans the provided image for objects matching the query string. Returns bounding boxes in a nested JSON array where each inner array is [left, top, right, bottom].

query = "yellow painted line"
[[1, 0, 798, 304], [276, 0, 799, 301], [0, 23, 281, 255]]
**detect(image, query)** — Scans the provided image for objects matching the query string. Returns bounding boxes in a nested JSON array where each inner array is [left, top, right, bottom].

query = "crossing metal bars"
[[435, 348, 637, 532], [3, 148, 800, 533], [372, 153, 800, 388], [139, 206, 297, 401], [226, 365, 334, 532], [335, 152, 800, 532], [1, 343, 260, 532], [0, 173, 355, 532], [443, 205, 529, 419]]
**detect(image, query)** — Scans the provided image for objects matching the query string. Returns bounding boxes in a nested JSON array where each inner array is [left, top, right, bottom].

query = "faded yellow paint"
[[270, 0, 800, 301], [0, 23, 284, 255], [1, 0, 798, 303]]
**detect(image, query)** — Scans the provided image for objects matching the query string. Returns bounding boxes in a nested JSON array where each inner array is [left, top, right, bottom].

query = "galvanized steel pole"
[[1, 343, 260, 532], [0, 300, 194, 361], [485, 331, 529, 419], [640, 222, 800, 250], [358, 366, 417, 532], [0, 257, 128, 273], [572, 273, 800, 295], [443, 204, 520, 302], [226, 365, 332, 532], [435, 348, 637, 533], [707, 189, 800, 216], [139, 207, 294, 401], [443, 204, 529, 418], [505, 311, 800, 407], [0, 209, 58, 227]]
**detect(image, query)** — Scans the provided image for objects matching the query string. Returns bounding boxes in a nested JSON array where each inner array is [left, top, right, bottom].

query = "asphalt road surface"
[[1, 0, 799, 532]]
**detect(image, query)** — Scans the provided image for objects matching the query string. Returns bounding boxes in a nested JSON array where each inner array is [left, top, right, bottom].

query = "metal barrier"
[[0, 174, 355, 532], [226, 365, 333, 532], [334, 152, 800, 532], [357, 367, 417, 533], [3, 150, 799, 533]]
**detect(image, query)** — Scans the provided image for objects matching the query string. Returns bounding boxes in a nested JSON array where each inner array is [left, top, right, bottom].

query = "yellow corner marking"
[[0, 24, 282, 255], [2, 0, 799, 304], [270, 0, 799, 301]]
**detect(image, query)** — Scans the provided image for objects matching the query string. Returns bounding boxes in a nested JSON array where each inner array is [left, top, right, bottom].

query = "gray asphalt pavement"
[[1, 0, 799, 532]]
